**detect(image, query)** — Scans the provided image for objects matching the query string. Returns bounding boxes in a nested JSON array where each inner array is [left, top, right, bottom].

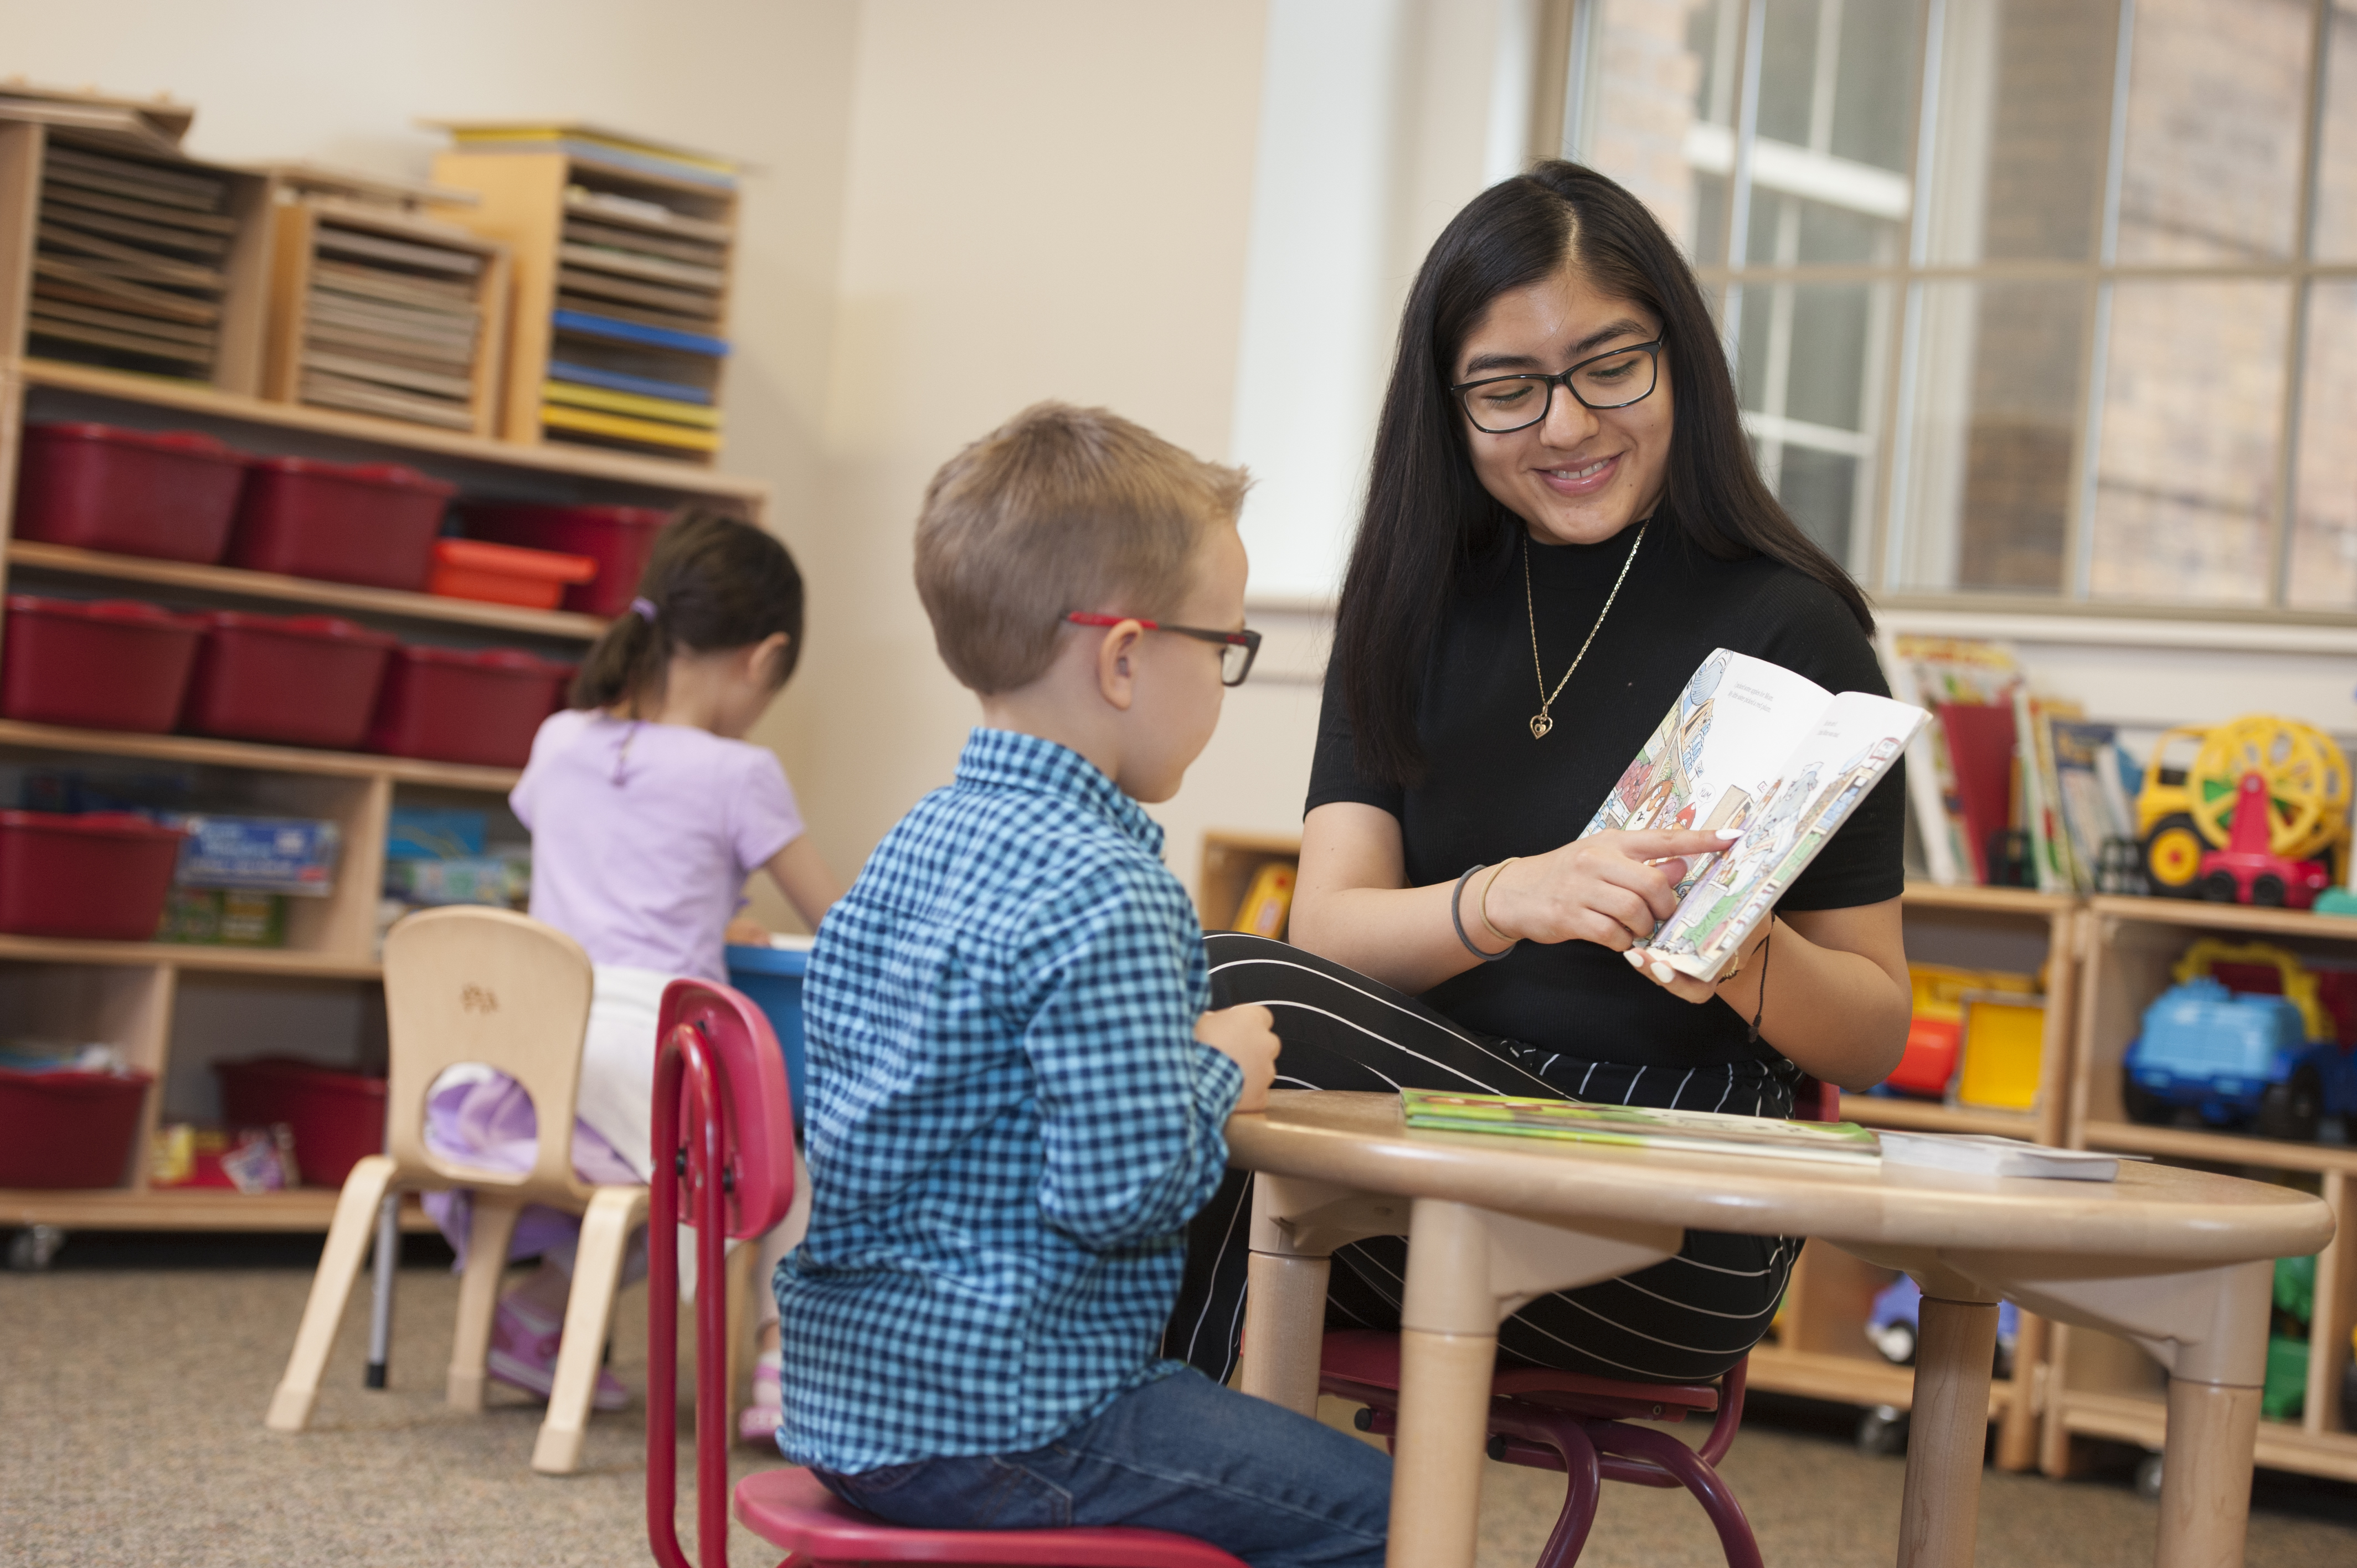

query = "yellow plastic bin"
[[1955, 992, 2045, 1111]]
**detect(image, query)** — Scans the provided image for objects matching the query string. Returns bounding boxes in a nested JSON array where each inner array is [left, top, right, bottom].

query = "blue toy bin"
[[724, 940, 811, 1127]]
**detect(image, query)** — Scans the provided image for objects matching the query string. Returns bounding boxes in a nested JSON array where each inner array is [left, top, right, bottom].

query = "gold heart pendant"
[[1529, 713, 1553, 739]]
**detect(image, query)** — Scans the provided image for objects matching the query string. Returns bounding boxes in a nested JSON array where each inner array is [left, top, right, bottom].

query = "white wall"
[[771, 0, 1274, 907]]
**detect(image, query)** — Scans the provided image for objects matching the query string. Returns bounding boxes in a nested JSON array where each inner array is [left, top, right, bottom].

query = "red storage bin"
[[215, 1056, 387, 1188], [0, 1067, 154, 1188], [427, 538, 597, 610], [459, 503, 671, 616], [0, 811, 187, 940], [1, 595, 208, 733], [14, 422, 249, 563], [228, 457, 457, 591], [181, 612, 396, 749], [367, 643, 571, 767]]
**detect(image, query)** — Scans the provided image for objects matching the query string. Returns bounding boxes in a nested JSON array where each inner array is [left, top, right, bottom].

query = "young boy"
[[776, 403, 1390, 1566]]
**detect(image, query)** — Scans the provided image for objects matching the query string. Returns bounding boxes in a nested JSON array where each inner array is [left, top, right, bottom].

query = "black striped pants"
[[1162, 933, 1802, 1386]]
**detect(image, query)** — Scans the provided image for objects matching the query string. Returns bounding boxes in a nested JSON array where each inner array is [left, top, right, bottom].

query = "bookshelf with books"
[[0, 116, 274, 394], [426, 123, 737, 464], [261, 169, 511, 437]]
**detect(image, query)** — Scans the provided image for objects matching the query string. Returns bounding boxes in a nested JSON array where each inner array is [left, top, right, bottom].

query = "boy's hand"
[[1197, 1003, 1280, 1114]]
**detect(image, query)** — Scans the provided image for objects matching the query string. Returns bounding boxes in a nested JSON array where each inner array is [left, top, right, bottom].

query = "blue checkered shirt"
[[775, 729, 1244, 1474]]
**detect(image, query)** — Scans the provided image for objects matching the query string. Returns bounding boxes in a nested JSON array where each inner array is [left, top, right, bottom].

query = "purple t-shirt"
[[510, 709, 805, 983]]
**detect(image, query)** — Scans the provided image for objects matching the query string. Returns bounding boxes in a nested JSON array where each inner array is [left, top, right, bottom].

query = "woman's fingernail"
[[1717, 828, 1744, 839], [1649, 961, 1675, 983], [1624, 948, 1646, 968]]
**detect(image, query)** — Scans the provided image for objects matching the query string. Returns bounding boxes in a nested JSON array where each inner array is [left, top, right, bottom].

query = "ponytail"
[[567, 510, 806, 713]]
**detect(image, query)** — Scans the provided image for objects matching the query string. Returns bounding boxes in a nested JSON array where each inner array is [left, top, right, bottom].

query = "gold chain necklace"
[[1521, 522, 1646, 740]]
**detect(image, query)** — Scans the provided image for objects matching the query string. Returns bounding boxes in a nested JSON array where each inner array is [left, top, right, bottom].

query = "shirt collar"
[[955, 729, 1165, 857]]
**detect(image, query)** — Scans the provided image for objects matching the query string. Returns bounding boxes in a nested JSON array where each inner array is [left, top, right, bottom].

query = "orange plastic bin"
[[429, 539, 597, 611]]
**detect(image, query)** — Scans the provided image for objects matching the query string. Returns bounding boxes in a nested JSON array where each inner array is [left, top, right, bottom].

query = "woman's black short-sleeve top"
[[1306, 522, 1906, 1069]]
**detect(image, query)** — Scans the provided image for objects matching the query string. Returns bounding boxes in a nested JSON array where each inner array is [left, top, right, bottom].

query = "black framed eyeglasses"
[[1064, 612, 1262, 686], [1449, 337, 1665, 434]]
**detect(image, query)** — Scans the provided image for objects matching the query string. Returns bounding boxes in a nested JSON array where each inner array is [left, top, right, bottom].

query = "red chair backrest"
[[648, 977, 797, 1568]]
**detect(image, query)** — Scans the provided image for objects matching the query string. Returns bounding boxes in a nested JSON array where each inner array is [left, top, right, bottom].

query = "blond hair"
[[914, 402, 1248, 694]]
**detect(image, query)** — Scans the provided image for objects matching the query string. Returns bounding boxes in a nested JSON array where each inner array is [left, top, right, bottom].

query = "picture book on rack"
[[1584, 648, 1929, 983]]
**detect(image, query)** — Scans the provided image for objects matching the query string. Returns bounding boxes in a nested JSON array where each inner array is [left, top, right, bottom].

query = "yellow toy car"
[[2137, 716, 2350, 901]]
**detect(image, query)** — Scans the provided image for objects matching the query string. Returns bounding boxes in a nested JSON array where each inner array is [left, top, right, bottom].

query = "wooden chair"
[[265, 905, 648, 1475]]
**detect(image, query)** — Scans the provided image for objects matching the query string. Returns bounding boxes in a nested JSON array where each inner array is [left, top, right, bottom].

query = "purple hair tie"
[[630, 596, 658, 623]]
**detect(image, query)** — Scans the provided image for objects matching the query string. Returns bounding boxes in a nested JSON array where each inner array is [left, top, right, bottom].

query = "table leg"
[[1897, 1295, 1999, 1568], [1388, 1196, 1681, 1568], [1241, 1250, 1331, 1417], [2155, 1379, 2262, 1568]]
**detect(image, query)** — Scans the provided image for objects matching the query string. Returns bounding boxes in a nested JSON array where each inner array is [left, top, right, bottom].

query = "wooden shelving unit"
[[0, 354, 769, 1237], [2043, 894, 2357, 1483], [429, 140, 737, 463], [0, 120, 275, 394]]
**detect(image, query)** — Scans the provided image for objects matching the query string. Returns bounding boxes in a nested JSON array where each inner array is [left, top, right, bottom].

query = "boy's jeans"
[[812, 1367, 1390, 1568]]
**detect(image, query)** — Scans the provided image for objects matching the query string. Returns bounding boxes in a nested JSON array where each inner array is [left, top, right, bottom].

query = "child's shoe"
[[737, 1350, 783, 1445], [485, 1292, 630, 1411]]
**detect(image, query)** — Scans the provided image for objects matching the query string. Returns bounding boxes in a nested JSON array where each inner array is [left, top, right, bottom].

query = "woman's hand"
[[1480, 827, 1743, 954]]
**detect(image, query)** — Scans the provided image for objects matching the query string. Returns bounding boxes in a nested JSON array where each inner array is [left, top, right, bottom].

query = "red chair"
[[1307, 1075, 1828, 1568], [646, 977, 1250, 1568], [1318, 1333, 1757, 1568]]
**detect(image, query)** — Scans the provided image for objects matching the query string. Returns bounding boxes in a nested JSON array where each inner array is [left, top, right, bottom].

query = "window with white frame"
[[1565, 0, 2357, 617]]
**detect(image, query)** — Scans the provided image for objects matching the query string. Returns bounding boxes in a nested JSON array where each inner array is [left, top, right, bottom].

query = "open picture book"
[[1583, 649, 1929, 983]]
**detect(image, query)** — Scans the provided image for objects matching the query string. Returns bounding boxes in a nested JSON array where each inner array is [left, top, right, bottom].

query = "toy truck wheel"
[[1856, 1405, 1908, 1456], [2142, 814, 2207, 899], [2254, 1066, 2323, 1142], [2200, 869, 2241, 903], [2252, 873, 2288, 907], [2121, 1069, 2171, 1125]]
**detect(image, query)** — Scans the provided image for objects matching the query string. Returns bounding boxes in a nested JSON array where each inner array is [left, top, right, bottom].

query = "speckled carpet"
[[1, 1234, 2351, 1567]]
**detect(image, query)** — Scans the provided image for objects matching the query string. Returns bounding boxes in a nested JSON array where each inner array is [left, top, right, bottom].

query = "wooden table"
[[1226, 1092, 2334, 1568]]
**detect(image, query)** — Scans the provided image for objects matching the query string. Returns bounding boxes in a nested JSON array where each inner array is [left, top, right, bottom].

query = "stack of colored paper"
[[28, 138, 233, 381], [296, 215, 487, 430]]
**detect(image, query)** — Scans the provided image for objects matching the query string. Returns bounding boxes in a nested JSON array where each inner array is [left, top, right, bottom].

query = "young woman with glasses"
[[1165, 162, 1911, 1387]]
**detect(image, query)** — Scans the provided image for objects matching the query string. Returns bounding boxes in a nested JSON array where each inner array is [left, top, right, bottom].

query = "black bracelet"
[[1452, 864, 1515, 962]]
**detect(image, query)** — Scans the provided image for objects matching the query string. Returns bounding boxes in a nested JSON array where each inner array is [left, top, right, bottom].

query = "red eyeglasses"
[[1063, 612, 1263, 686]]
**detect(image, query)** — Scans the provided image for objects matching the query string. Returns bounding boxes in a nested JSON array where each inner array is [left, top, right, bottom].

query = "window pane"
[[1575, 0, 1735, 257], [2114, 0, 2310, 264], [2312, 2, 2357, 259], [1923, 0, 2115, 263], [2089, 281, 2289, 605], [1776, 445, 1862, 565], [2289, 283, 2357, 608], [1894, 282, 2088, 594], [1740, 281, 1889, 576], [1737, 0, 1917, 266]]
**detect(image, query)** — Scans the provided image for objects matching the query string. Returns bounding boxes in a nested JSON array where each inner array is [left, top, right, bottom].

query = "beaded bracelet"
[[1451, 863, 1516, 962]]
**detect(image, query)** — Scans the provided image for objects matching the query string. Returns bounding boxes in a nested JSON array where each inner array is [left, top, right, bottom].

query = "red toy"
[[648, 981, 1248, 1568], [2201, 772, 2332, 910]]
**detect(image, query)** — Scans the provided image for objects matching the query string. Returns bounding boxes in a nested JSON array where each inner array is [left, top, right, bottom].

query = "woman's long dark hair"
[[570, 509, 805, 711], [1334, 159, 1874, 786]]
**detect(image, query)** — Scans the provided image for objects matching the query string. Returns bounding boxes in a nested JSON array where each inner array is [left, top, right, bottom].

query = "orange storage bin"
[[428, 538, 596, 610]]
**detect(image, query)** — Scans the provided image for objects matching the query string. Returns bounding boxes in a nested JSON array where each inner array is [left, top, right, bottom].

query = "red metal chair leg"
[[1487, 1402, 1603, 1568], [1586, 1422, 1761, 1568]]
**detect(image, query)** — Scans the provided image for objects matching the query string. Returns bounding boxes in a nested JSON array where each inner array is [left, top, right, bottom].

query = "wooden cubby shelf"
[[11, 357, 768, 504], [0, 718, 520, 792], [6, 539, 608, 640], [0, 348, 773, 1238]]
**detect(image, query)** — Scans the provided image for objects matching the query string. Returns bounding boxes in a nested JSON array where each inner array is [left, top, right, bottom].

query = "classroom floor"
[[3, 1236, 2353, 1568]]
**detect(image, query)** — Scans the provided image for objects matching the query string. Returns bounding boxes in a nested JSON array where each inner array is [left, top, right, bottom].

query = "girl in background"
[[424, 510, 838, 1436]]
